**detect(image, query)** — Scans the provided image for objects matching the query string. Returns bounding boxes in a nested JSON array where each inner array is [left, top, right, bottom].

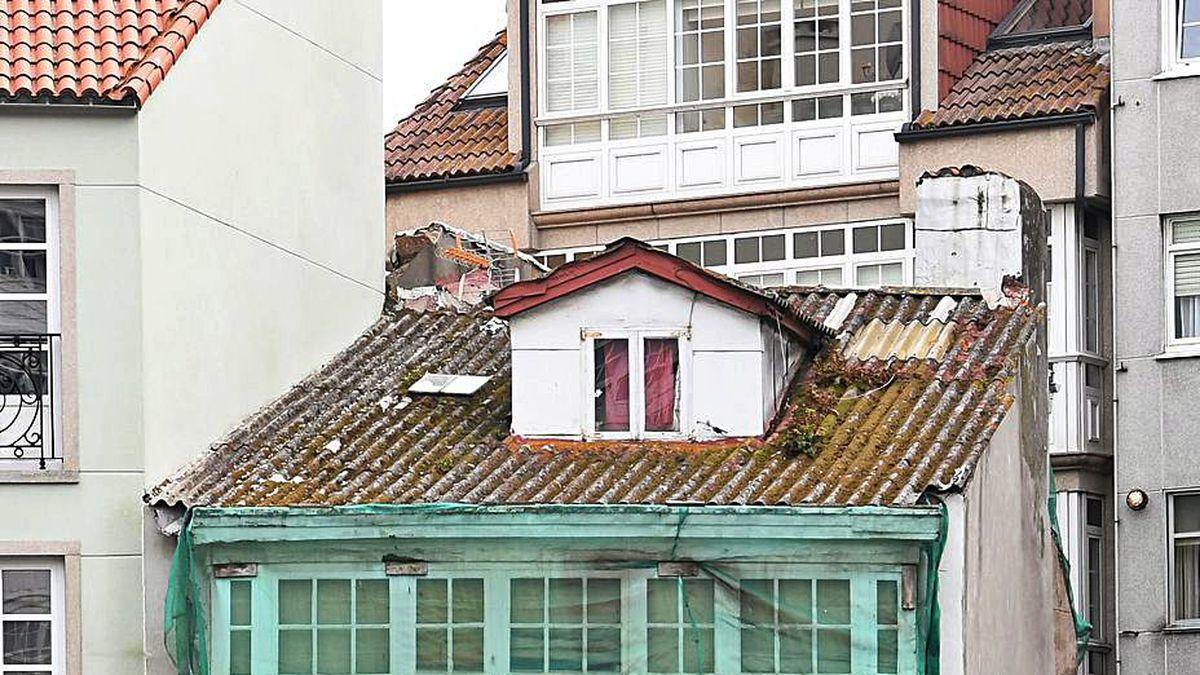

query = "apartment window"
[[736, 0, 783, 93], [1084, 363, 1102, 443], [1171, 493, 1200, 624], [1167, 217, 1200, 346], [646, 578, 715, 673], [676, 0, 726, 101], [545, 121, 603, 146], [545, 11, 599, 113], [592, 333, 684, 437], [510, 578, 622, 672], [610, 1, 669, 110], [794, 0, 840, 86], [1083, 244, 1100, 354], [1, 559, 64, 675], [739, 272, 788, 287], [733, 102, 786, 127], [1179, 0, 1200, 59], [277, 578, 391, 674], [795, 267, 843, 286], [1084, 497, 1104, 641], [792, 94, 843, 121], [854, 262, 903, 286], [0, 191, 61, 471], [734, 234, 787, 264], [849, 0, 903, 83]]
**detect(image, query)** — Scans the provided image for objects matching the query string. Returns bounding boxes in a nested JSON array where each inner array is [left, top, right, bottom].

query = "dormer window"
[[591, 332, 684, 437]]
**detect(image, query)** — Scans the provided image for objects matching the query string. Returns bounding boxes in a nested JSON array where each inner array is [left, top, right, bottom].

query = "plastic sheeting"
[[1048, 469, 1094, 665], [165, 514, 210, 675]]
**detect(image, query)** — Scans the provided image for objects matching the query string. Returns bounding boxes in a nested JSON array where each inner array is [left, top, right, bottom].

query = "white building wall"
[[509, 273, 772, 437]]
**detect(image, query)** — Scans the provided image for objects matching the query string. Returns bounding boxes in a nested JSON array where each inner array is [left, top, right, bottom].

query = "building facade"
[[0, 2, 383, 673], [1110, 0, 1200, 672]]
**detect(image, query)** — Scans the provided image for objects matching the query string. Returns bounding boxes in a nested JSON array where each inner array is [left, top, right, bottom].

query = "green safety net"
[[1048, 468, 1093, 665], [164, 503, 947, 675], [165, 513, 210, 675]]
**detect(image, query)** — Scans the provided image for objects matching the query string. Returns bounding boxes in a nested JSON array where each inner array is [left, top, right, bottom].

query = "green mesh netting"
[[1048, 468, 1093, 665], [165, 514, 209, 675], [915, 500, 947, 675]]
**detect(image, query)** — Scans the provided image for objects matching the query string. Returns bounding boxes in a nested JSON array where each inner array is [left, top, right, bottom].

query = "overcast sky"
[[382, 0, 509, 133]]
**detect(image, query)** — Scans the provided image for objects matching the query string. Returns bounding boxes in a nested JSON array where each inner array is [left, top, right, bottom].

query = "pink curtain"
[[643, 339, 678, 431], [596, 340, 629, 431]]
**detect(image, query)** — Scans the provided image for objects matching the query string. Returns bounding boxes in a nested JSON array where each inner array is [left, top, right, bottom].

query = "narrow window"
[[510, 578, 622, 673], [277, 578, 390, 674], [1181, 0, 1200, 59], [644, 338, 680, 432], [647, 578, 715, 673], [1, 560, 62, 673], [1169, 218, 1200, 342], [416, 578, 484, 673], [545, 11, 599, 113], [794, 0, 840, 86], [1172, 494, 1200, 623], [736, 0, 782, 93], [849, 0, 903, 84], [1083, 246, 1100, 353], [1085, 496, 1104, 641], [594, 339, 631, 432], [739, 578, 852, 674], [609, 0, 668, 111], [876, 580, 899, 674], [676, 0, 726, 102], [230, 580, 252, 675]]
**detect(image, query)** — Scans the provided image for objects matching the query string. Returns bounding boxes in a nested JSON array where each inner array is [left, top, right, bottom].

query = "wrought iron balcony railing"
[[0, 334, 60, 470]]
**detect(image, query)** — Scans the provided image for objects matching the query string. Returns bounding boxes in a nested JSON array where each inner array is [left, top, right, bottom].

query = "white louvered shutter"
[[546, 11, 598, 113], [1176, 253, 1200, 298], [608, 0, 667, 109]]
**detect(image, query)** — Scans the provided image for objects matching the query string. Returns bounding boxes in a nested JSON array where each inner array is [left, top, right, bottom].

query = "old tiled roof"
[[1008, 0, 1091, 33], [385, 29, 517, 184], [912, 40, 1107, 130], [0, 0, 220, 105], [937, 0, 1020, 100], [146, 285, 1040, 510]]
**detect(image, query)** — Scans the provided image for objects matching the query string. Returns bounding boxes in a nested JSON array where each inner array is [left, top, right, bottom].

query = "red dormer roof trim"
[[491, 238, 828, 344]]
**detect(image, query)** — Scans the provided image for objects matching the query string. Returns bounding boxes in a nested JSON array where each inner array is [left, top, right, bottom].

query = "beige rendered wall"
[[535, 193, 902, 249], [387, 180, 534, 249]]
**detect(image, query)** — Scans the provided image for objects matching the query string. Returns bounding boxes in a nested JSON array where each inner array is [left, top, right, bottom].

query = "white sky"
[[382, 0, 509, 132]]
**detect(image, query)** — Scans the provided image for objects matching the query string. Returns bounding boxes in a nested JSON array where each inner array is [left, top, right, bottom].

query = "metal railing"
[[0, 333, 59, 469]]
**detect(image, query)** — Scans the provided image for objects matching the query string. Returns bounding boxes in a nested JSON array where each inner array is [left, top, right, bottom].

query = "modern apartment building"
[[0, 2, 383, 673], [386, 1, 1113, 671], [1110, 0, 1200, 672]]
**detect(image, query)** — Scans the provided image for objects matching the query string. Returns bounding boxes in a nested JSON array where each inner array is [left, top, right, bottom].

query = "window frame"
[[1168, 491, 1200, 627], [1164, 215, 1200, 352], [0, 556, 66, 675], [583, 328, 691, 440], [1164, 0, 1200, 74]]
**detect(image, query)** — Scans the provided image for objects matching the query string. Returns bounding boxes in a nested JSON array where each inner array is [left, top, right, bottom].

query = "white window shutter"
[[608, 0, 667, 110], [546, 11, 598, 113], [1176, 252, 1200, 297]]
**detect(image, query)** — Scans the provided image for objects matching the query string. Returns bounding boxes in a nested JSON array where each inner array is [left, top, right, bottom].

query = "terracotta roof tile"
[[0, 0, 218, 105], [937, 0, 1021, 100], [1009, 0, 1091, 33], [146, 285, 1040, 510], [385, 29, 518, 184], [912, 40, 1107, 130]]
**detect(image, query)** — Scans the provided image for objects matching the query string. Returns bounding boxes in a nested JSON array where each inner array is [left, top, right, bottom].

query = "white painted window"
[[587, 331, 687, 438], [0, 189, 62, 470], [535, 220, 912, 288], [537, 0, 908, 210], [0, 557, 65, 674], [1180, 0, 1200, 60], [1170, 492, 1200, 625], [1166, 217, 1200, 350]]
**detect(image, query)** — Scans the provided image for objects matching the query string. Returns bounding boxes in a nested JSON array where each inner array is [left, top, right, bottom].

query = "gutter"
[[909, 0, 921, 116], [385, 169, 527, 194], [895, 110, 1095, 142], [0, 99, 139, 115]]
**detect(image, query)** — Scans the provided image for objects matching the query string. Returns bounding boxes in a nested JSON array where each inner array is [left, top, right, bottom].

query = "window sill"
[[0, 469, 79, 484], [1152, 66, 1200, 82], [1163, 623, 1200, 634], [1155, 348, 1200, 361]]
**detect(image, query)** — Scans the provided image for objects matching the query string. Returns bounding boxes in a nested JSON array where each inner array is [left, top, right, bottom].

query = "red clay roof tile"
[[385, 29, 518, 184], [0, 0, 219, 105], [937, 0, 1021, 101]]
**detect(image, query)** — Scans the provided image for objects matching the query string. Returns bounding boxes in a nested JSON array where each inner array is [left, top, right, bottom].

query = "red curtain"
[[596, 340, 629, 431], [643, 339, 678, 431]]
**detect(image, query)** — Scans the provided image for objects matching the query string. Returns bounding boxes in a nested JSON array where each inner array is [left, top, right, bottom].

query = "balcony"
[[0, 333, 59, 470]]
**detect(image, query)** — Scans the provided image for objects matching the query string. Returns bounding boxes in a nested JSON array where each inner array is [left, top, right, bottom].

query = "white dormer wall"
[[508, 272, 804, 439]]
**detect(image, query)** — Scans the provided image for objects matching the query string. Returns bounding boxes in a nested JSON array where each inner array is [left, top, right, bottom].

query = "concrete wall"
[[535, 193, 902, 249], [1111, 0, 1200, 670], [386, 180, 533, 250], [509, 272, 776, 438]]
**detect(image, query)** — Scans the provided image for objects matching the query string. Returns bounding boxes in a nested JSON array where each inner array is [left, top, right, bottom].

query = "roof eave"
[[896, 110, 1096, 142]]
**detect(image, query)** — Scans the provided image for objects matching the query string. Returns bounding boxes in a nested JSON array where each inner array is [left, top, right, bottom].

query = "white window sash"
[[583, 328, 690, 440], [1165, 216, 1200, 350], [0, 557, 66, 674]]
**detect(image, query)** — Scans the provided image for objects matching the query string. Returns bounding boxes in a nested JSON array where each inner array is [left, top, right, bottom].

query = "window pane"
[[454, 579, 484, 624], [879, 262, 903, 284], [647, 580, 677, 623], [0, 251, 47, 294], [588, 626, 621, 670], [453, 626, 485, 671], [356, 579, 389, 624], [230, 630, 251, 675], [877, 628, 898, 673], [356, 627, 390, 674], [1086, 497, 1104, 528], [0, 200, 46, 244], [510, 627, 543, 671], [821, 230, 845, 256], [418, 578, 449, 623], [735, 237, 760, 264], [594, 339, 631, 432], [780, 626, 813, 673], [316, 628, 351, 673], [779, 579, 812, 624], [856, 264, 879, 286], [677, 241, 702, 265], [762, 234, 785, 261], [815, 580, 850, 625], [1176, 538, 1200, 620], [685, 579, 714, 624], [279, 629, 313, 674], [230, 580, 251, 626], [511, 578, 544, 623], [588, 579, 621, 624], [1176, 494, 1200, 533], [795, 232, 819, 258], [852, 226, 877, 253], [549, 578, 583, 623], [741, 579, 773, 624], [1184, 26, 1200, 59], [741, 627, 774, 673], [1186, 0, 1200, 23], [0, 300, 47, 334], [815, 627, 851, 672], [703, 239, 727, 266], [279, 579, 312, 625], [548, 627, 583, 670], [417, 626, 449, 670], [647, 626, 678, 672], [2, 620, 50, 664], [1176, 295, 1200, 339], [683, 626, 715, 673], [880, 223, 905, 251], [317, 579, 351, 624], [644, 339, 679, 432], [876, 580, 898, 625], [2, 570, 49, 615], [1172, 218, 1200, 244]]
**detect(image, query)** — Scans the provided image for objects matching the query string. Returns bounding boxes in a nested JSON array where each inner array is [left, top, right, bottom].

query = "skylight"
[[408, 372, 492, 395], [463, 53, 508, 100]]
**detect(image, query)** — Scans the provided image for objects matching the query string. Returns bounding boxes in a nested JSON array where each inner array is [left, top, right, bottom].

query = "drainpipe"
[[517, 0, 532, 173]]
